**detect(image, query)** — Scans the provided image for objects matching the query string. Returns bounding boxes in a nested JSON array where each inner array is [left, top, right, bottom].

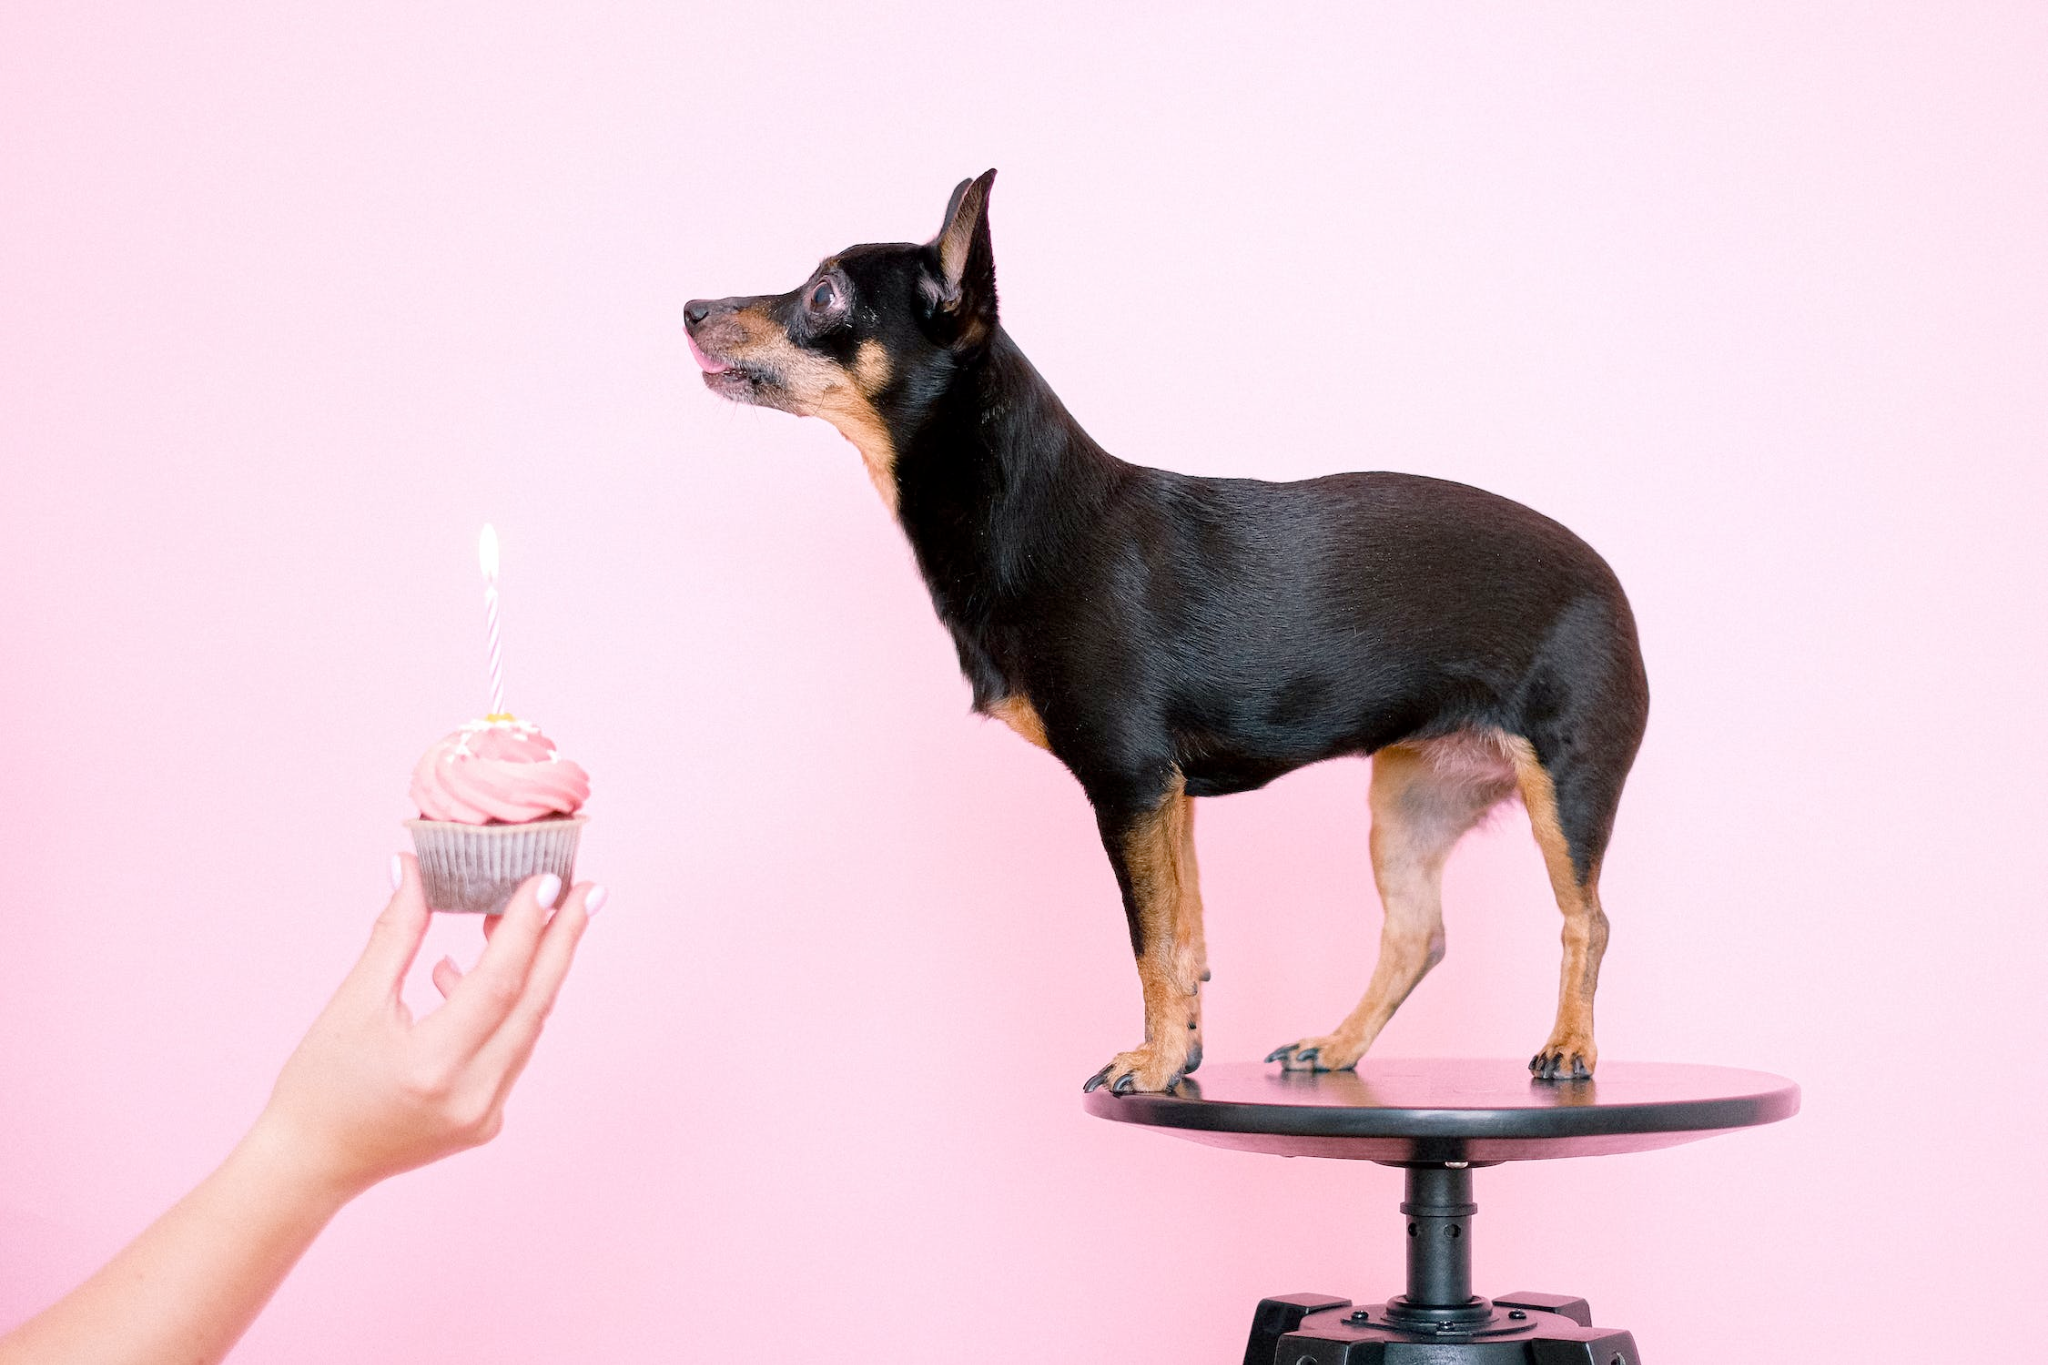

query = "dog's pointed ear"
[[926, 169, 997, 342]]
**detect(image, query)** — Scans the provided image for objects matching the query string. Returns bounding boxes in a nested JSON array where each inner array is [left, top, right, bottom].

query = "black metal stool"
[[1083, 1058, 1799, 1363]]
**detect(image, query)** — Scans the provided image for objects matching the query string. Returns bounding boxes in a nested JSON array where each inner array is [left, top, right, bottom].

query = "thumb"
[[343, 853, 431, 1001]]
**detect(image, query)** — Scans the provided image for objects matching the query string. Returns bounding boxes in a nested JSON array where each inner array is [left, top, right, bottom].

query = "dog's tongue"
[[687, 335, 730, 373]]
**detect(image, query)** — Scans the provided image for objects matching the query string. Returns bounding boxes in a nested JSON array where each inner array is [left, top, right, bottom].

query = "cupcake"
[[405, 716, 591, 914]]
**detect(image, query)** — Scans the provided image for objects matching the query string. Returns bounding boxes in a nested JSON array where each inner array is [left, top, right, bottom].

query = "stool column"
[[1400, 1164, 1478, 1312]]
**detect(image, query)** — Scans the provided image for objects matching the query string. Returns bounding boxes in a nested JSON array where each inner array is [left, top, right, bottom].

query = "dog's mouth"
[[689, 334, 772, 402]]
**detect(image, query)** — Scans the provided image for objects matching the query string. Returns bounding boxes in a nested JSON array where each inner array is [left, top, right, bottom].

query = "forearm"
[[0, 868, 595, 1364], [0, 1119, 354, 1365]]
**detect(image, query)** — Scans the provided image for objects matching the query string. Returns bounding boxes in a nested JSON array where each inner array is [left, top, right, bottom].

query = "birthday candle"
[[479, 523, 507, 719]]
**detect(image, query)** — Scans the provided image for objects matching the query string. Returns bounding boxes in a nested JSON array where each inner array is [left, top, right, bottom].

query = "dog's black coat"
[[896, 324, 1646, 882]]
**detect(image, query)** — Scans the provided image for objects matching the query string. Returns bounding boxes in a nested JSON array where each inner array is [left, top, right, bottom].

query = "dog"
[[685, 171, 1649, 1093]]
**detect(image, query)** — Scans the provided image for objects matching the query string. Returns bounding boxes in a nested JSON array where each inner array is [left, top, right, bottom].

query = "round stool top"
[[1082, 1059, 1799, 1163]]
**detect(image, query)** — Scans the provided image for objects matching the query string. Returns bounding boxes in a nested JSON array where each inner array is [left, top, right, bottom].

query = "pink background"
[[3, 5, 2045, 1361]]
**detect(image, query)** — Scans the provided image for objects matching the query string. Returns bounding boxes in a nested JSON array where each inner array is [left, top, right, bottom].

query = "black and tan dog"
[[685, 172, 1649, 1093]]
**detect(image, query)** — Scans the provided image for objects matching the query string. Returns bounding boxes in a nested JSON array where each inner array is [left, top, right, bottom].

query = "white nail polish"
[[585, 884, 609, 918], [389, 854, 404, 891], [535, 873, 563, 909]]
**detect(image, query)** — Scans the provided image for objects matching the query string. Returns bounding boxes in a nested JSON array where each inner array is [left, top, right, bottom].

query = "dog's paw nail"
[[1265, 1045, 1294, 1064], [1083, 1068, 1111, 1094], [1570, 1056, 1591, 1080], [1111, 1073, 1137, 1095], [1295, 1046, 1320, 1066]]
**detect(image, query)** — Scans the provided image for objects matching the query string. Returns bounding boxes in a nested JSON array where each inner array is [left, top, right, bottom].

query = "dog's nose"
[[683, 299, 712, 328]]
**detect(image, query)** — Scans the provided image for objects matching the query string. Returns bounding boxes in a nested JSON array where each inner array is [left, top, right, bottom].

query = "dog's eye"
[[808, 279, 838, 312]]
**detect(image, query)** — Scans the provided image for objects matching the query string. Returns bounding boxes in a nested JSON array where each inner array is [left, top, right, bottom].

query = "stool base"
[[1246, 1291, 1640, 1364]]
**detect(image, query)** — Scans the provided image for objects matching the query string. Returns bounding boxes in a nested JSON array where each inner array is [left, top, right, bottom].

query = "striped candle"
[[479, 523, 507, 718]]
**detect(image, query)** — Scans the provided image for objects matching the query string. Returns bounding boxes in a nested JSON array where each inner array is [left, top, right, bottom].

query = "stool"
[[1084, 1058, 1798, 1363]]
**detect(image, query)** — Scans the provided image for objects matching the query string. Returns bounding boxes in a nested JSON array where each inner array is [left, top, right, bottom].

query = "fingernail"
[[535, 873, 562, 909], [584, 884, 609, 918], [389, 854, 404, 891]]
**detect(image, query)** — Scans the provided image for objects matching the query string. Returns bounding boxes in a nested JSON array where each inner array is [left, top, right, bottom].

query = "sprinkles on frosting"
[[444, 715, 552, 763]]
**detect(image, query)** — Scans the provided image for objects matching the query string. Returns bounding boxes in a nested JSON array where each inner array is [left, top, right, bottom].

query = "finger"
[[477, 881, 601, 1097], [341, 854, 431, 1003], [431, 954, 463, 1000], [419, 872, 560, 1056]]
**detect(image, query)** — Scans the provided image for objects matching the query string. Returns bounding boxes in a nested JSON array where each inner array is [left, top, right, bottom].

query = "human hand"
[[248, 855, 603, 1200]]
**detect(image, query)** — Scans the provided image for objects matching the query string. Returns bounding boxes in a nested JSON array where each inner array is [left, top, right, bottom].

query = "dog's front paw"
[[1528, 1034, 1598, 1081], [1264, 1034, 1367, 1073], [1082, 1039, 1198, 1095]]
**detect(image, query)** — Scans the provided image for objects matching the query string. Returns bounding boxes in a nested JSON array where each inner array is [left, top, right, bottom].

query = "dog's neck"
[[887, 328, 1122, 698], [894, 331, 1117, 596]]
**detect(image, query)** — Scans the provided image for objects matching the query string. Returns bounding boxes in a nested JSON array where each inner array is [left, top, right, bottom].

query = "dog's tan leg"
[[1180, 798, 1211, 991], [1509, 739, 1609, 1079], [1271, 737, 1515, 1072], [1084, 773, 1205, 1094]]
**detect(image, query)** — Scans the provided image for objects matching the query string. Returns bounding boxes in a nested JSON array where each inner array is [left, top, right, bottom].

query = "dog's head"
[[684, 170, 999, 508]]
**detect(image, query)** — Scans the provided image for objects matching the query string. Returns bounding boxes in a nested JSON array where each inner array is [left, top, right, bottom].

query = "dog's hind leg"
[[1082, 769, 1206, 1094], [1509, 738, 1616, 1080], [1269, 736, 1516, 1073], [1503, 592, 1647, 1078], [1182, 798, 1211, 992]]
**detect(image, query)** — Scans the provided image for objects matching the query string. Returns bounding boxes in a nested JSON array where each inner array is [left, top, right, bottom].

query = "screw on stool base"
[[1245, 1163, 1640, 1363]]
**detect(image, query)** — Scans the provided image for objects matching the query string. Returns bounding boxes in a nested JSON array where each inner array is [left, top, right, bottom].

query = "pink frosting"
[[409, 718, 590, 825]]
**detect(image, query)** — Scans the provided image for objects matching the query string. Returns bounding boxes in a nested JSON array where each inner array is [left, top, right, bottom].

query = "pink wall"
[[3, 5, 2044, 1360]]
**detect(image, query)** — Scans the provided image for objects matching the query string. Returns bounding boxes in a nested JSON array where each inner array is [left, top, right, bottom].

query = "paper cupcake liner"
[[405, 817, 586, 915]]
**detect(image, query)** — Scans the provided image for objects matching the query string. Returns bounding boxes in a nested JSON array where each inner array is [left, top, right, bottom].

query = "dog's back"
[[1030, 466, 1641, 786]]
